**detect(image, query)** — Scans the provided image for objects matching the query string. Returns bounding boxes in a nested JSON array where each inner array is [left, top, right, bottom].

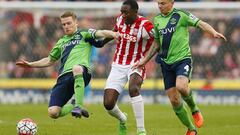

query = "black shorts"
[[159, 58, 192, 90], [49, 66, 91, 107]]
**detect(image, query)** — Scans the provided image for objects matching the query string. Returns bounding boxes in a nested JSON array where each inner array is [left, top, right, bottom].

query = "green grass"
[[0, 104, 240, 135]]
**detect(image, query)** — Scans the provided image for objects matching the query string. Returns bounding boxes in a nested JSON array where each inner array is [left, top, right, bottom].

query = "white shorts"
[[105, 63, 146, 93]]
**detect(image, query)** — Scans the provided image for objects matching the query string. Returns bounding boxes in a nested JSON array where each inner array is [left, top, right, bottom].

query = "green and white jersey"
[[154, 8, 200, 64], [49, 29, 93, 77]]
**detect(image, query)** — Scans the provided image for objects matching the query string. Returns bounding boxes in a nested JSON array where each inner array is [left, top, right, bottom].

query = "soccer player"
[[101, 0, 154, 135], [16, 11, 117, 119], [132, 0, 226, 135]]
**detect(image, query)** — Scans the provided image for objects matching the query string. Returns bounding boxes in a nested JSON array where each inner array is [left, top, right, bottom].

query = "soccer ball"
[[17, 118, 37, 135]]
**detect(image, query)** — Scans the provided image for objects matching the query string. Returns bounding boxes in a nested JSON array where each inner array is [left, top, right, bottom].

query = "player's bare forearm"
[[198, 21, 216, 35], [28, 57, 54, 68], [198, 20, 226, 41], [132, 41, 159, 70], [143, 41, 160, 64], [102, 38, 114, 45], [95, 30, 117, 39]]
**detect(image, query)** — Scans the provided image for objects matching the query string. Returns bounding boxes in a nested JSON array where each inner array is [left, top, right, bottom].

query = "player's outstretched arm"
[[132, 40, 160, 70], [87, 29, 115, 47], [16, 57, 55, 68], [198, 20, 227, 41], [95, 30, 118, 39]]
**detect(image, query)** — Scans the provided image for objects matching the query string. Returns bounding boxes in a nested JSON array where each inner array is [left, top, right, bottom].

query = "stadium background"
[[0, 1, 240, 135]]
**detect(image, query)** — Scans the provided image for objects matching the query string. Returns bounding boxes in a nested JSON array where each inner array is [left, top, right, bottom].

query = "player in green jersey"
[[132, 0, 226, 135], [16, 11, 117, 119]]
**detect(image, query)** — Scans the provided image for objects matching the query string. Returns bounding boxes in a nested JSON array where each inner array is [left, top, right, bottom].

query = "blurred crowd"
[[0, 8, 240, 80]]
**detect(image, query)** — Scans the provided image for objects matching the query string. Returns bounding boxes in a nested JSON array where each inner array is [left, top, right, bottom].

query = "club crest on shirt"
[[74, 35, 82, 40], [132, 28, 138, 35], [170, 18, 177, 25]]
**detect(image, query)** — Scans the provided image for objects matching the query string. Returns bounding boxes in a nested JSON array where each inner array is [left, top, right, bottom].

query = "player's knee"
[[176, 83, 187, 92], [72, 65, 83, 76], [48, 109, 60, 119], [103, 100, 115, 110], [169, 96, 181, 107], [129, 85, 140, 97]]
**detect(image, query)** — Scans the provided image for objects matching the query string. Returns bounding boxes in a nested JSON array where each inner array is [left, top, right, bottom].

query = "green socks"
[[182, 91, 199, 113], [173, 102, 195, 130], [74, 74, 85, 107], [59, 104, 74, 117]]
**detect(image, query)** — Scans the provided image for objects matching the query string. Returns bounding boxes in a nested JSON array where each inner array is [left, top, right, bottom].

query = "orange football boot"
[[192, 111, 204, 128], [186, 129, 197, 135]]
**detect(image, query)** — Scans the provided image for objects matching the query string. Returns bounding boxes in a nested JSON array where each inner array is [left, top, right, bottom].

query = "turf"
[[0, 104, 239, 135]]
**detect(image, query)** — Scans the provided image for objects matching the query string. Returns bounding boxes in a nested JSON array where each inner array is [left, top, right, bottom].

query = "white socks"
[[131, 95, 145, 132], [107, 95, 145, 132], [107, 105, 127, 123]]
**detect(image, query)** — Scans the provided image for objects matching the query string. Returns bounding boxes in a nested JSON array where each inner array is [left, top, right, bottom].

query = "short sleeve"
[[185, 11, 200, 27], [142, 21, 154, 39], [113, 16, 120, 32], [86, 29, 95, 39], [49, 39, 62, 61]]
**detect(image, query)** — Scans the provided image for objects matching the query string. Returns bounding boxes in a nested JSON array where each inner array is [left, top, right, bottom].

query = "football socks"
[[107, 105, 127, 123], [182, 91, 199, 113], [74, 74, 85, 107], [173, 102, 196, 131], [131, 95, 145, 132], [59, 104, 74, 117]]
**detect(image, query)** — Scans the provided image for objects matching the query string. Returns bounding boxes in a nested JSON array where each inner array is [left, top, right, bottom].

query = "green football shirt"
[[154, 8, 200, 64], [49, 29, 93, 77]]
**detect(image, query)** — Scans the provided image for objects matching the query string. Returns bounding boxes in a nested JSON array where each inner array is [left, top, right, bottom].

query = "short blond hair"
[[60, 11, 77, 20]]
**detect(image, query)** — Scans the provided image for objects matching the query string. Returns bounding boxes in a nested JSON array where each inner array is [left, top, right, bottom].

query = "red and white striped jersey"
[[113, 15, 154, 65]]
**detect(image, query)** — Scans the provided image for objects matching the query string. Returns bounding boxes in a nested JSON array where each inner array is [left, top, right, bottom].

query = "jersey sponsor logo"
[[62, 40, 80, 50], [159, 26, 176, 36], [119, 33, 137, 42]]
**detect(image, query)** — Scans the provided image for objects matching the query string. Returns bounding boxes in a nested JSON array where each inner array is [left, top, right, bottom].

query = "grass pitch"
[[0, 104, 239, 135]]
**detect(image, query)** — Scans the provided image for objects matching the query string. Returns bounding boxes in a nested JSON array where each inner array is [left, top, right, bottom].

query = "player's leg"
[[128, 72, 146, 134], [72, 65, 85, 107], [59, 74, 76, 117], [104, 89, 127, 122], [161, 61, 196, 134], [166, 88, 196, 132], [48, 73, 74, 119], [72, 65, 91, 118], [104, 64, 128, 135], [104, 89, 127, 135], [176, 59, 203, 128]]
